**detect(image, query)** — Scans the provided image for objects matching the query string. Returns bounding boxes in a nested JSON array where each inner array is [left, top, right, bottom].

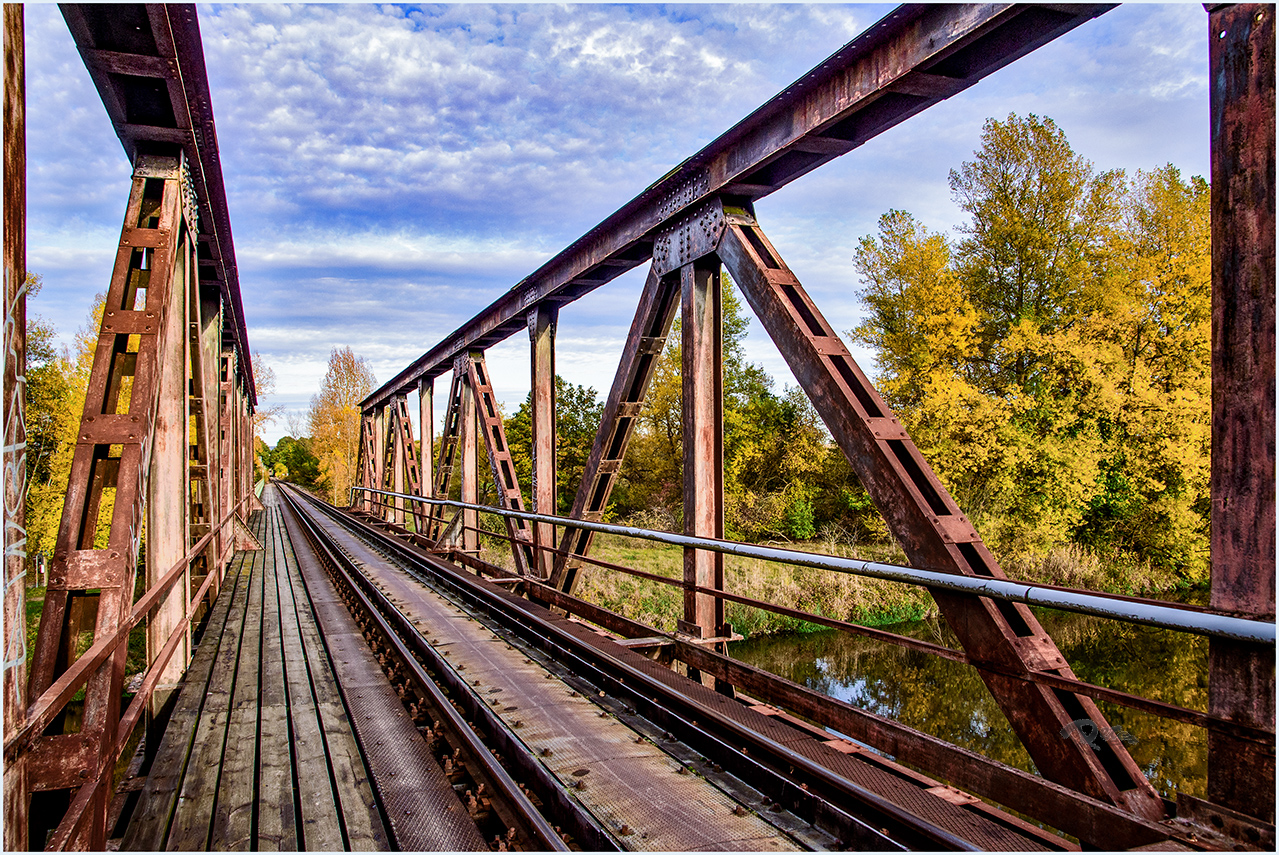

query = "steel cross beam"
[[60, 4, 256, 402], [362, 3, 1114, 411]]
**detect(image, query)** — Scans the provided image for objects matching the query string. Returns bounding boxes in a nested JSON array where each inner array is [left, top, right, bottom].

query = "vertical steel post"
[[217, 349, 235, 572], [373, 405, 386, 520], [1208, 2, 1276, 822], [419, 376, 433, 511], [459, 356, 479, 554], [2, 5, 26, 848], [146, 217, 190, 699], [392, 394, 406, 527], [529, 305, 557, 578], [679, 259, 725, 641]]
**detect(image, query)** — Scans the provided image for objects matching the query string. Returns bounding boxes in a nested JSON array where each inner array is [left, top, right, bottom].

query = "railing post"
[[2, 5, 27, 848], [528, 305, 557, 579], [679, 258, 725, 643], [1207, 1, 1275, 822]]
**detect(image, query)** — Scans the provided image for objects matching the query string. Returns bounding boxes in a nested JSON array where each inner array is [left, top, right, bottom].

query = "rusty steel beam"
[[528, 306, 557, 578], [1207, 2, 1276, 822], [680, 259, 726, 642], [60, 4, 255, 401], [363, 3, 1114, 412], [458, 358, 479, 554], [714, 207, 1165, 820], [463, 353, 536, 575], [2, 4, 26, 849], [418, 377, 433, 517], [550, 264, 680, 592], [26, 154, 199, 848]]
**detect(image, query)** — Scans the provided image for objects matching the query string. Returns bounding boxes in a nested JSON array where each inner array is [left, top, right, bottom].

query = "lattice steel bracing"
[[463, 352, 536, 577], [25, 154, 207, 848]]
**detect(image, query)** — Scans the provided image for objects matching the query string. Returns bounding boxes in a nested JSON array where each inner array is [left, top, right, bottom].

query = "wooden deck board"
[[273, 508, 348, 852], [278, 503, 389, 850], [210, 515, 267, 850], [164, 546, 257, 850], [255, 511, 298, 851], [119, 526, 251, 851]]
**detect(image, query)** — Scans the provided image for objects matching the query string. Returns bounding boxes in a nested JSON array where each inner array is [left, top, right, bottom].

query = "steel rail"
[[353, 487, 1277, 645], [362, 3, 1114, 410], [343, 495, 1183, 850], [440, 515, 1273, 745], [305, 490, 1051, 851], [279, 486, 594, 852]]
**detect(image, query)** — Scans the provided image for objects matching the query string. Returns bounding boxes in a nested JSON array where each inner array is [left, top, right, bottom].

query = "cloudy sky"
[[24, 2, 1210, 444]]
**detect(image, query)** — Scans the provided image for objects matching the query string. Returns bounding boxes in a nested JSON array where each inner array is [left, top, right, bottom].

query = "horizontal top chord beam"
[[61, 3, 256, 403], [361, 2, 1113, 411]]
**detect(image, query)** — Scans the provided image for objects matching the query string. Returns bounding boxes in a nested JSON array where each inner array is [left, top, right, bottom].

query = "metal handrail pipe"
[[352, 487, 1276, 645]]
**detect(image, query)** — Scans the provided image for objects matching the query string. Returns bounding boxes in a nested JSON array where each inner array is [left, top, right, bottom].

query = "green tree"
[[272, 435, 324, 490], [850, 114, 1210, 580], [504, 376, 604, 514], [950, 113, 1125, 394]]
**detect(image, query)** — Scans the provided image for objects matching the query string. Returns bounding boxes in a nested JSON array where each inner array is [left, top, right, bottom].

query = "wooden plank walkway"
[[121, 490, 389, 851]]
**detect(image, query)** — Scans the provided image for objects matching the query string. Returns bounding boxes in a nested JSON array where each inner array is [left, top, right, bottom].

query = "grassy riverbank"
[[572, 534, 1193, 638]]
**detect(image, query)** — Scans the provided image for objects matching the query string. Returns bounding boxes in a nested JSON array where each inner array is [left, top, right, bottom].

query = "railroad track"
[[277, 484, 1075, 852]]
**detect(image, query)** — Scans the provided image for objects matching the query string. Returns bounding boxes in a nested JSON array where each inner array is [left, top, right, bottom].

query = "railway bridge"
[[2, 3, 1274, 851]]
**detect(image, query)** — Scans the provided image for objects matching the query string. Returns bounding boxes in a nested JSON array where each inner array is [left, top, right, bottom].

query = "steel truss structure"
[[3, 5, 258, 849], [358, 0, 1275, 836]]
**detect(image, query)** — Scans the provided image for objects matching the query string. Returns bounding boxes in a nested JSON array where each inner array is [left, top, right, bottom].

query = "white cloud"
[[24, 4, 1210, 445]]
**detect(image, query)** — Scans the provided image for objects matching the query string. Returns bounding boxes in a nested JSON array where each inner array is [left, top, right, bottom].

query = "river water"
[[729, 596, 1210, 801]]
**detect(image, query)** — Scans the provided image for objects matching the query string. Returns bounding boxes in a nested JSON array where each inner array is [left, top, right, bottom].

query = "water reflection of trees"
[[730, 607, 1208, 799]]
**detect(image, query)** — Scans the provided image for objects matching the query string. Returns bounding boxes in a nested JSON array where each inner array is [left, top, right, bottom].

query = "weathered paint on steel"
[[1207, 2, 1276, 822], [2, 4, 27, 848], [716, 214, 1165, 819]]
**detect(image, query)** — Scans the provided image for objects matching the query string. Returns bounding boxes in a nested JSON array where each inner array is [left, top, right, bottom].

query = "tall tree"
[[308, 347, 376, 504], [851, 115, 1211, 577], [951, 113, 1124, 393], [504, 376, 604, 514], [25, 288, 100, 565]]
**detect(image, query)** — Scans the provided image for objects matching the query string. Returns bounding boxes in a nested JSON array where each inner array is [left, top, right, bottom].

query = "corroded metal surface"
[[1207, 2, 1277, 823], [303, 507, 801, 851]]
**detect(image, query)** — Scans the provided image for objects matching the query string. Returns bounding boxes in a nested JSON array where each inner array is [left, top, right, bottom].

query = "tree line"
[[30, 113, 1208, 592]]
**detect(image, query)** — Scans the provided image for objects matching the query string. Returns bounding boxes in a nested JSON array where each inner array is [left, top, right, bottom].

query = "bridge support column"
[[679, 259, 725, 643], [392, 394, 407, 527], [458, 358, 479, 554], [26, 152, 201, 848], [146, 202, 191, 701], [2, 5, 28, 848], [529, 306, 557, 579], [1207, 2, 1275, 822], [373, 404, 386, 519], [419, 377, 433, 529]]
